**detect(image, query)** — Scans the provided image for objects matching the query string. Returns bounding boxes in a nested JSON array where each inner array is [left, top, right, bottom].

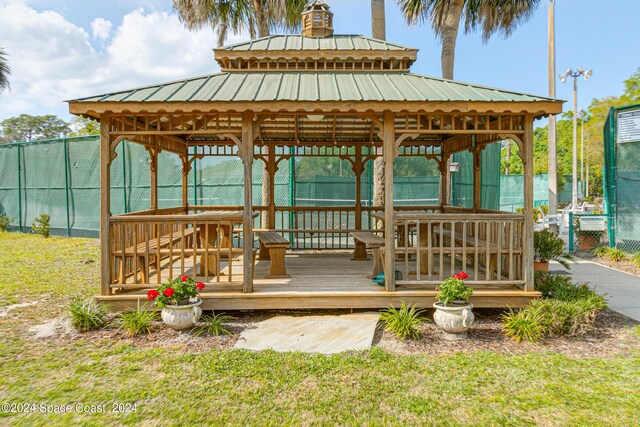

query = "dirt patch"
[[375, 308, 640, 358]]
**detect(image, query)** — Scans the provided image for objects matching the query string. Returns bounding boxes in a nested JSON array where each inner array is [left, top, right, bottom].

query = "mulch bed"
[[26, 307, 640, 358], [577, 251, 640, 277]]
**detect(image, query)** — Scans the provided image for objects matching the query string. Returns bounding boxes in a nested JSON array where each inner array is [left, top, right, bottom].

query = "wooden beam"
[[99, 114, 112, 296], [439, 152, 450, 208], [523, 115, 535, 291], [383, 111, 396, 292], [146, 144, 159, 211], [242, 111, 255, 293], [472, 145, 483, 212], [267, 142, 276, 229]]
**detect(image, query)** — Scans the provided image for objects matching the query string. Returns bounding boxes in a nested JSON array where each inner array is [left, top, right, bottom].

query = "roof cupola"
[[301, 0, 333, 38]]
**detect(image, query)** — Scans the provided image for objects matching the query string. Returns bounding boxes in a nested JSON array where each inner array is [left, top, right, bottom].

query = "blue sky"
[[1, 0, 639, 122]]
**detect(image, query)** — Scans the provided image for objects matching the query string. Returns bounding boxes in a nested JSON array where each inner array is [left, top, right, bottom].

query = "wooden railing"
[[109, 212, 246, 288], [390, 212, 525, 287]]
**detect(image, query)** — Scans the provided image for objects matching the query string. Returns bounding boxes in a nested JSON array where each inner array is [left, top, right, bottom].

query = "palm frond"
[[0, 47, 11, 92]]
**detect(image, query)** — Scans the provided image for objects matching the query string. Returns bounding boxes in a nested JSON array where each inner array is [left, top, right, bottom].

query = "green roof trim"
[[216, 34, 415, 52], [70, 72, 557, 104]]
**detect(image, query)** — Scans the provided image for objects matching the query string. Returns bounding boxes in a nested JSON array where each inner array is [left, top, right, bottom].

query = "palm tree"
[[0, 47, 10, 93], [397, 0, 542, 80], [173, 0, 305, 46], [371, 0, 386, 210]]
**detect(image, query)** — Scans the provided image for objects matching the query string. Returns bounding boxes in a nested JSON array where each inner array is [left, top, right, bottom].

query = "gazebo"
[[68, 1, 562, 310]]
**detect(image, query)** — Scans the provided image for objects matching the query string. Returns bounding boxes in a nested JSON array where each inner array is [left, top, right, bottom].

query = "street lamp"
[[578, 108, 586, 197], [560, 68, 592, 208]]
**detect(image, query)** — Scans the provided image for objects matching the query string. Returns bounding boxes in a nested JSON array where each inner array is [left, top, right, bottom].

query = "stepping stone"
[[234, 312, 380, 354]]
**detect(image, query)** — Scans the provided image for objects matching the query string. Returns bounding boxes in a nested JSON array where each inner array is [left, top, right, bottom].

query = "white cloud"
[[0, 1, 248, 120], [91, 18, 112, 40]]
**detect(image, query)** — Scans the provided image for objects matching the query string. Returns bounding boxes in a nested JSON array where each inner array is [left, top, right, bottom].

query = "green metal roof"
[[71, 72, 555, 103], [217, 34, 414, 52]]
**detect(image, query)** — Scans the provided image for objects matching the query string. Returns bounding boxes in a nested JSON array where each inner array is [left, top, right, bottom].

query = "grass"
[[380, 302, 426, 340], [1, 232, 640, 425], [501, 307, 544, 343], [593, 246, 627, 262]]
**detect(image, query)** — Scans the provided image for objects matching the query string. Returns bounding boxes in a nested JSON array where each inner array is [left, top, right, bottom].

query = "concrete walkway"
[[553, 258, 640, 321], [234, 312, 380, 354]]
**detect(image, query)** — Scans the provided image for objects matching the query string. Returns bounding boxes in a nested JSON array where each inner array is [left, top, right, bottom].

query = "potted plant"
[[574, 218, 605, 251], [533, 229, 573, 272], [147, 275, 205, 330], [433, 271, 474, 336]]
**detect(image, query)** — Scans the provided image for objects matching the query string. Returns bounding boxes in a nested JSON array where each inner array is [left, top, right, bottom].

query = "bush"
[[194, 312, 232, 336], [0, 214, 11, 232], [501, 307, 544, 343], [68, 297, 109, 332], [504, 273, 608, 342], [593, 246, 626, 262], [116, 305, 157, 337], [533, 229, 573, 269], [631, 253, 640, 268], [380, 302, 426, 340], [32, 213, 51, 238]]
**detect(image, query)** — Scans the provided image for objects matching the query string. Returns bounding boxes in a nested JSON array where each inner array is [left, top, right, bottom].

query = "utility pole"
[[547, 0, 558, 217]]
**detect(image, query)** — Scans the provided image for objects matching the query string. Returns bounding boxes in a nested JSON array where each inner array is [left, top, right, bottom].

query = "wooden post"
[[267, 143, 276, 229], [181, 155, 189, 210], [439, 152, 449, 209], [523, 115, 535, 291], [149, 146, 158, 211], [242, 111, 255, 293], [383, 111, 396, 291], [473, 146, 482, 212], [352, 148, 368, 260], [99, 114, 112, 296]]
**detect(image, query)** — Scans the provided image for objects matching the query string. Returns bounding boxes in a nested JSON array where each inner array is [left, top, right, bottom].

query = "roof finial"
[[301, 0, 333, 38]]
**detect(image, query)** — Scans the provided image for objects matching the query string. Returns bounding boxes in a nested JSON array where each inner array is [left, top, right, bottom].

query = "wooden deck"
[[97, 253, 540, 310]]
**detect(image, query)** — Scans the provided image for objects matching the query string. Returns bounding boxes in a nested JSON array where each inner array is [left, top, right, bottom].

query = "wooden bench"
[[120, 228, 197, 284], [256, 231, 290, 278], [350, 231, 385, 279]]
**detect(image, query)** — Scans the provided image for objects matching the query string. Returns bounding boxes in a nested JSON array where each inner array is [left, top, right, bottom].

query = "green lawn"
[[1, 232, 640, 426]]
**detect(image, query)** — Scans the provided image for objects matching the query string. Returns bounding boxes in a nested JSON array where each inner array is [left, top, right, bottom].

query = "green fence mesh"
[[0, 136, 508, 237], [604, 104, 640, 252]]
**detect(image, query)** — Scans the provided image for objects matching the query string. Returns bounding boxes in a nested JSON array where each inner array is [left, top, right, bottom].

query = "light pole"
[[578, 108, 586, 197], [560, 68, 592, 208]]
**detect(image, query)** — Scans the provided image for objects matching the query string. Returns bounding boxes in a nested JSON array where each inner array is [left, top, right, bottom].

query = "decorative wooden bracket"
[[144, 145, 162, 172], [499, 133, 525, 163], [180, 153, 204, 174]]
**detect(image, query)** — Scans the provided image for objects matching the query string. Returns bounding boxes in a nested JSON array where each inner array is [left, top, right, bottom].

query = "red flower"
[[457, 271, 469, 280], [163, 288, 175, 297], [196, 281, 205, 291], [181, 275, 189, 283], [146, 290, 159, 300]]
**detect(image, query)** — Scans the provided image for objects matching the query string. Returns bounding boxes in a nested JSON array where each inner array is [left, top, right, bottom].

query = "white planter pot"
[[161, 298, 202, 330], [432, 302, 474, 335]]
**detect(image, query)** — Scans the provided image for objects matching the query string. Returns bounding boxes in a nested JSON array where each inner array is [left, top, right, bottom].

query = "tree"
[[397, 0, 541, 79], [68, 116, 100, 137], [0, 114, 70, 142], [0, 47, 9, 93], [371, 0, 387, 210]]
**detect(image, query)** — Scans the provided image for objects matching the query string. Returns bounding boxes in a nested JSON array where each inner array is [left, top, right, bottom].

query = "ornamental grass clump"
[[68, 297, 109, 332], [146, 275, 205, 307], [593, 246, 626, 262], [435, 271, 472, 305], [380, 302, 426, 340], [116, 304, 157, 337], [32, 213, 50, 238], [194, 312, 232, 337], [503, 273, 608, 343]]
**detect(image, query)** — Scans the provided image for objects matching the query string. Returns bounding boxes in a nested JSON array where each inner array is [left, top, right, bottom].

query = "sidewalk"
[[553, 258, 640, 321]]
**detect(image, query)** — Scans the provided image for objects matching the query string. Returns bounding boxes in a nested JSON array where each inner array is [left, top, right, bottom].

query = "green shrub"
[[501, 307, 544, 343], [631, 253, 640, 268], [116, 305, 157, 337], [533, 229, 573, 269], [0, 214, 11, 232], [194, 312, 232, 336], [593, 246, 626, 262], [68, 297, 109, 332], [32, 213, 51, 238], [505, 273, 608, 342], [380, 302, 426, 340]]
